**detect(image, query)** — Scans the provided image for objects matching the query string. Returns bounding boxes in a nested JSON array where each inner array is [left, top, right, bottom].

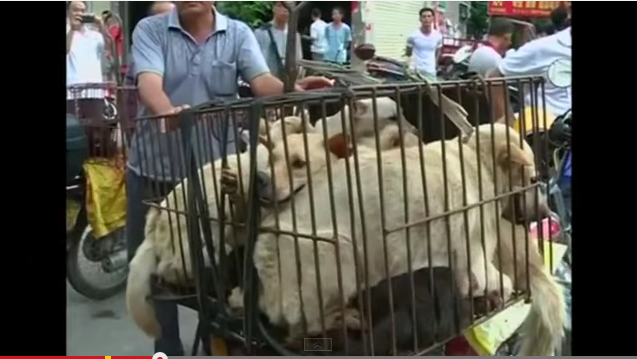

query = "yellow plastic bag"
[[83, 158, 127, 239], [513, 107, 556, 136], [464, 241, 568, 355]]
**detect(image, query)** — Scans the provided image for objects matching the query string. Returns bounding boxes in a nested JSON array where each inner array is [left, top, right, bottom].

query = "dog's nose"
[[256, 170, 273, 202], [256, 171, 270, 189]]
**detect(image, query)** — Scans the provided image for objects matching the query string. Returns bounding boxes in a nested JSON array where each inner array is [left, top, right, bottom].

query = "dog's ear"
[[352, 100, 368, 117], [326, 133, 352, 159], [258, 135, 274, 150], [497, 144, 533, 168]]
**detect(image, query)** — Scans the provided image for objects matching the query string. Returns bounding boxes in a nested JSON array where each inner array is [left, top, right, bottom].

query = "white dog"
[[230, 123, 535, 343]]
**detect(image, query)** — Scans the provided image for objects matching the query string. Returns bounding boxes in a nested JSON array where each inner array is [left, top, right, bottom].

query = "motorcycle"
[[66, 113, 128, 300], [439, 44, 473, 81]]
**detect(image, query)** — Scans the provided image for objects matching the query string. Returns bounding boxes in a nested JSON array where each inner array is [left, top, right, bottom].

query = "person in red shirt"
[[101, 10, 123, 81]]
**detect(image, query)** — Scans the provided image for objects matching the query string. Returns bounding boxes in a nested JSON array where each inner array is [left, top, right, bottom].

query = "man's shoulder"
[[226, 17, 253, 36], [135, 12, 170, 33], [472, 45, 500, 58], [408, 29, 423, 39], [226, 17, 250, 31], [83, 28, 104, 42], [311, 20, 326, 29], [253, 21, 272, 34]]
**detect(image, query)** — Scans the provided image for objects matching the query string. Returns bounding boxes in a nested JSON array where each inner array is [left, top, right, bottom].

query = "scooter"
[[66, 113, 128, 300]]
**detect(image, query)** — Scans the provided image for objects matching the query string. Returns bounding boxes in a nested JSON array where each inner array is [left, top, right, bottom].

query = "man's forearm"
[[486, 68, 515, 125], [250, 73, 284, 98], [138, 77, 174, 115], [435, 48, 441, 67]]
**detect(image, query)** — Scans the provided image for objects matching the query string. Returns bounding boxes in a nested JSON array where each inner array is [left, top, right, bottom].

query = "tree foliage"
[[217, 1, 271, 28], [466, 1, 489, 39]]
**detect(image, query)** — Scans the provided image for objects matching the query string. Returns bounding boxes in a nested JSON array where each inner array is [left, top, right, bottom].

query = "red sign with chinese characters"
[[488, 1, 570, 18]]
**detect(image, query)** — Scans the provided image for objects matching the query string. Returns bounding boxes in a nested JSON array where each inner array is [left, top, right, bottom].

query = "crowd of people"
[[66, 1, 571, 355]]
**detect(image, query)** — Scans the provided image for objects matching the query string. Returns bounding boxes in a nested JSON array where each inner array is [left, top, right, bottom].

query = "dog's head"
[[357, 123, 421, 152], [258, 131, 352, 203], [469, 123, 551, 221], [316, 97, 416, 139], [501, 183, 552, 224]]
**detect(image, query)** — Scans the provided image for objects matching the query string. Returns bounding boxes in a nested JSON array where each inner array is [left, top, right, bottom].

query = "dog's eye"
[[530, 176, 538, 184], [292, 159, 306, 169]]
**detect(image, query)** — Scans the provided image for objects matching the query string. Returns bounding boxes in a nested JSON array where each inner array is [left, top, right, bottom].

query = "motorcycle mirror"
[[547, 58, 571, 88]]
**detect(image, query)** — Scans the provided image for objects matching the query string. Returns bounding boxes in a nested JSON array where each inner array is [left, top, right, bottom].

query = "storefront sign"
[[488, 1, 570, 18]]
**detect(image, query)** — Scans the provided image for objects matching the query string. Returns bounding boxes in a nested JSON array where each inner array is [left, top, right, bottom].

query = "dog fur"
[[313, 97, 417, 144], [126, 116, 308, 339], [495, 218, 566, 356], [231, 123, 536, 342]]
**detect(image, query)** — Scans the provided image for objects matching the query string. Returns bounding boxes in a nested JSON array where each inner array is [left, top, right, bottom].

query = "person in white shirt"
[[406, 7, 443, 81], [467, 18, 514, 77], [488, 26, 572, 122], [66, 1, 110, 119], [309, 8, 327, 61], [324, 6, 352, 64]]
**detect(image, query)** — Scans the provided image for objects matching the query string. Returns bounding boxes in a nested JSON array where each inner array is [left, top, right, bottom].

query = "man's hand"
[[93, 15, 105, 32], [160, 105, 191, 133], [294, 76, 334, 91]]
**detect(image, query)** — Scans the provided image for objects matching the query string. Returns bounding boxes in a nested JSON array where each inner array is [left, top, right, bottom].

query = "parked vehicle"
[[66, 112, 128, 300]]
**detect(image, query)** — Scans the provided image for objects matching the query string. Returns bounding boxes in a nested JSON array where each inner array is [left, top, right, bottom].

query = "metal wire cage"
[[132, 75, 565, 356], [66, 82, 138, 163]]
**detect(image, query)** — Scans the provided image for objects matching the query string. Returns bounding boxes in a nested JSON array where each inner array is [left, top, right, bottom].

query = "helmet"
[[548, 109, 571, 146]]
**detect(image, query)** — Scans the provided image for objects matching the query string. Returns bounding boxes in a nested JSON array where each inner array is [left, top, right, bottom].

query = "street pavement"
[[67, 282, 201, 355]]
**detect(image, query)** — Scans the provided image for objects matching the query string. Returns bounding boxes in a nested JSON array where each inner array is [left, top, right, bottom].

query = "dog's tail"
[[126, 209, 162, 339], [518, 262, 566, 356]]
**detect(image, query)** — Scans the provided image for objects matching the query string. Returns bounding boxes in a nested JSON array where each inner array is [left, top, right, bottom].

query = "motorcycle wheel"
[[66, 214, 128, 300]]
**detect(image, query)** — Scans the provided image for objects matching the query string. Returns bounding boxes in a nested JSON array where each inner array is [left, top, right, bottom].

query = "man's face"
[[420, 11, 434, 28], [176, 1, 213, 17], [332, 9, 343, 22], [501, 32, 513, 50], [68, 1, 86, 26], [273, 3, 289, 23]]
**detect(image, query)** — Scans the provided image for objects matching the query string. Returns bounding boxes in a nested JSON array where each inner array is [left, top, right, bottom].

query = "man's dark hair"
[[488, 17, 514, 37], [551, 5, 569, 31], [419, 7, 435, 17], [332, 6, 344, 15], [311, 8, 321, 18], [536, 22, 555, 36]]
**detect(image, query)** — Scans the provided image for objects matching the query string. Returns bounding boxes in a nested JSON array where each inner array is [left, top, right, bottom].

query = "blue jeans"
[[126, 169, 184, 356]]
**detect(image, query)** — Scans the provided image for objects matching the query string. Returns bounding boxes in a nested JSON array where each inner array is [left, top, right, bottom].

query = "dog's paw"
[[500, 274, 513, 301], [221, 168, 239, 196], [485, 275, 513, 310], [284, 335, 304, 350], [329, 308, 362, 331], [228, 287, 245, 312]]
